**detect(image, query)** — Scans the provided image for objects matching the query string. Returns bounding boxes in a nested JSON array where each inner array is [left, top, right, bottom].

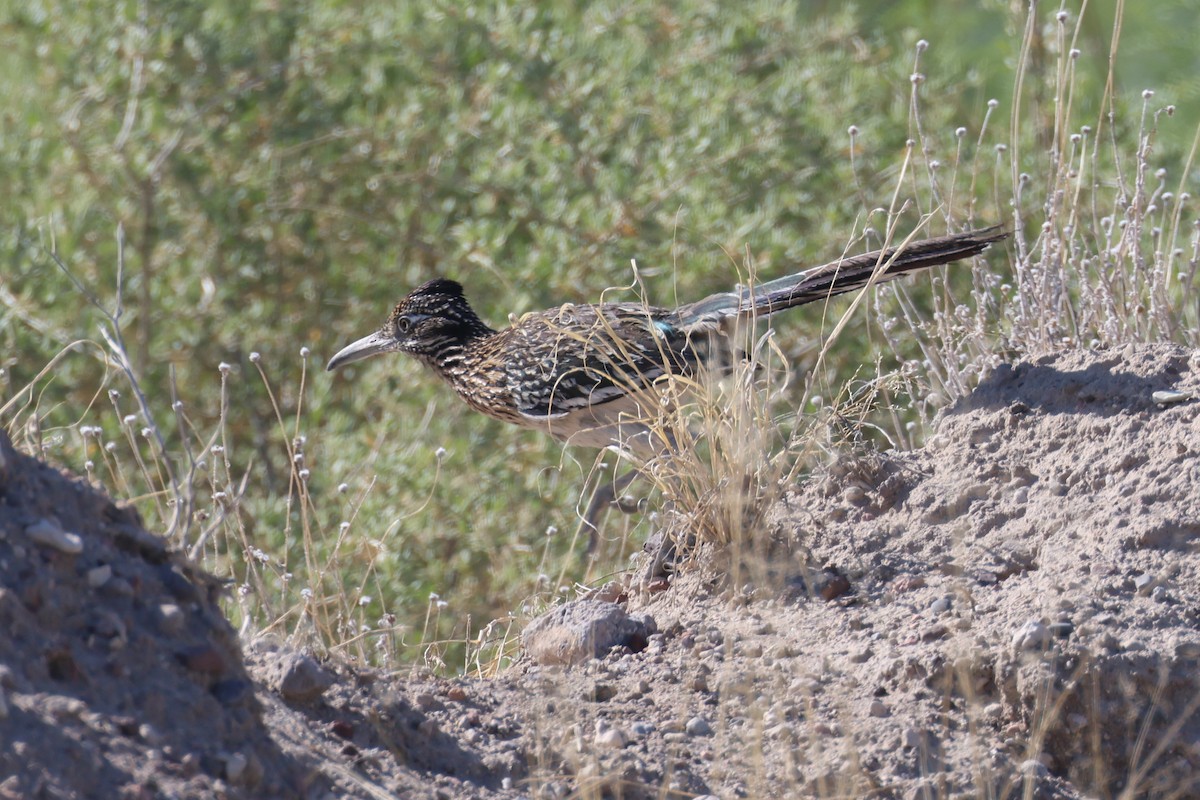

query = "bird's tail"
[[677, 226, 1007, 330]]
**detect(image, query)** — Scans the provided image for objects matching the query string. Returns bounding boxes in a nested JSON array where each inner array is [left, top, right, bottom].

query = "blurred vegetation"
[[1, 0, 1195, 665]]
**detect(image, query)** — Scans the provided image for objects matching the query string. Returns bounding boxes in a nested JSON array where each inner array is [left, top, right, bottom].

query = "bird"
[[327, 226, 1007, 549]]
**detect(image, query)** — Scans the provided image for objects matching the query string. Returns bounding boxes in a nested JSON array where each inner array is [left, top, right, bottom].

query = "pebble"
[[1049, 621, 1074, 639], [869, 700, 890, 718], [522, 600, 657, 666], [590, 683, 616, 702], [158, 604, 185, 635], [86, 565, 112, 588], [223, 752, 247, 783], [26, 519, 84, 554], [820, 572, 852, 601], [1133, 573, 1155, 595], [594, 725, 627, 750], [739, 642, 763, 658], [631, 722, 655, 737], [139, 724, 164, 745], [930, 596, 952, 615], [1011, 620, 1051, 651], [848, 645, 873, 664], [685, 716, 713, 737], [446, 685, 468, 702], [272, 652, 334, 702], [922, 623, 949, 642]]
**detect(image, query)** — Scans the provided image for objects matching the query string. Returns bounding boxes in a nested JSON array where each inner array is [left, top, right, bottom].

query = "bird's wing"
[[507, 304, 692, 422]]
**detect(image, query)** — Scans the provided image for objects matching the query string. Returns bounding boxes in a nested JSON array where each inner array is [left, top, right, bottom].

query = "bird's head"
[[326, 278, 492, 372]]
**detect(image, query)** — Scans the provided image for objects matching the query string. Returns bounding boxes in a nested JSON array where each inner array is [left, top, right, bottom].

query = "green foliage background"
[[1, 0, 1195, 663]]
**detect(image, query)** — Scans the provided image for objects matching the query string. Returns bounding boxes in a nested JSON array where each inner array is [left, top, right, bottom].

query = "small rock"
[[590, 683, 616, 702], [158, 604, 185, 635], [631, 722, 655, 737], [223, 752, 247, 783], [0, 688, 7, 719], [930, 596, 952, 615], [819, 571, 851, 601], [86, 565, 112, 588], [740, 641, 764, 658], [268, 652, 334, 702], [1133, 573, 1155, 595], [446, 685, 468, 702], [414, 692, 441, 711], [1012, 620, 1051, 651], [1048, 621, 1074, 639], [1018, 758, 1049, 778], [847, 645, 873, 664], [26, 519, 83, 555], [593, 725, 627, 750], [330, 720, 354, 740], [522, 600, 656, 666], [922, 623, 949, 642], [869, 700, 890, 718], [418, 719, 438, 737], [690, 674, 710, 692], [685, 716, 713, 737], [901, 728, 921, 749]]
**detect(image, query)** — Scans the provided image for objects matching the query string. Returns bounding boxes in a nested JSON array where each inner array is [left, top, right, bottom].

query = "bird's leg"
[[579, 467, 643, 555]]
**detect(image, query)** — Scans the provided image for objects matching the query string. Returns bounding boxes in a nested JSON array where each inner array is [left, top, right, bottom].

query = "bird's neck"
[[417, 315, 497, 375]]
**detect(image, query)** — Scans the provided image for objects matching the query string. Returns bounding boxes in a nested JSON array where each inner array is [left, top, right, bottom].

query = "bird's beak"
[[326, 331, 397, 372]]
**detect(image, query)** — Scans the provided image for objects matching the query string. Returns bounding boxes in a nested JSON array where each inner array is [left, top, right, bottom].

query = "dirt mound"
[[0, 432, 317, 798], [3, 344, 1199, 799]]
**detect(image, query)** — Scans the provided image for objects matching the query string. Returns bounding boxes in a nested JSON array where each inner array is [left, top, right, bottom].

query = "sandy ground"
[[3, 343, 1199, 799]]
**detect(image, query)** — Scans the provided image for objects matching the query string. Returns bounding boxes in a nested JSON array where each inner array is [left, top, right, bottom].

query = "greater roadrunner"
[[328, 226, 1006, 548]]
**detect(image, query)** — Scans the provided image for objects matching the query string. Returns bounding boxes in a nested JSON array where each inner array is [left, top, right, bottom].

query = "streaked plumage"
[[329, 227, 1005, 444], [327, 226, 1007, 543]]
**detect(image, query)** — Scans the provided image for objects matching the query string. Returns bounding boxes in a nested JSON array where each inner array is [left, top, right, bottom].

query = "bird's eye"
[[396, 317, 412, 334]]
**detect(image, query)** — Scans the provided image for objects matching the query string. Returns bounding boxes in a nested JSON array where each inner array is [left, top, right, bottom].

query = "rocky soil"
[[2, 344, 1199, 799]]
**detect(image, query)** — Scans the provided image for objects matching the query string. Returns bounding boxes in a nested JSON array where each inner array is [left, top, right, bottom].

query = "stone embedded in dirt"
[[25, 518, 84, 554], [593, 720, 628, 750], [1011, 620, 1052, 651], [263, 650, 335, 703], [522, 598, 657, 666]]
